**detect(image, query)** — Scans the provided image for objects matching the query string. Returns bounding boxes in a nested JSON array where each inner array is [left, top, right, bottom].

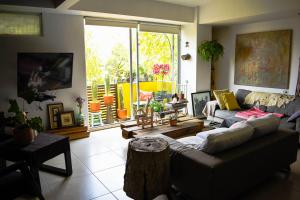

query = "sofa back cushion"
[[247, 114, 280, 138], [201, 123, 254, 154], [196, 128, 229, 139]]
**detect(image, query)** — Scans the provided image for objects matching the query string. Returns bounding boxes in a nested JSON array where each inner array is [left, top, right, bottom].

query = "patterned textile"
[[235, 107, 284, 119], [202, 100, 218, 117], [244, 91, 294, 108]]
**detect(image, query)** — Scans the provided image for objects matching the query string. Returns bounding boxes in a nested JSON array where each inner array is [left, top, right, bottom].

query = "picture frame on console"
[[191, 91, 211, 118], [60, 111, 75, 128], [47, 103, 64, 129]]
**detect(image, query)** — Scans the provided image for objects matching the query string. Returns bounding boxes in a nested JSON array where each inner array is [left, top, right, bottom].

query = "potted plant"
[[117, 87, 127, 120], [197, 40, 224, 90], [169, 113, 178, 126], [103, 74, 114, 106], [8, 99, 43, 145], [89, 81, 101, 112]]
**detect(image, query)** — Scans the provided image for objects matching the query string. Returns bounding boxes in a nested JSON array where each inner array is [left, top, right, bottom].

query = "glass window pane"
[[0, 12, 41, 35]]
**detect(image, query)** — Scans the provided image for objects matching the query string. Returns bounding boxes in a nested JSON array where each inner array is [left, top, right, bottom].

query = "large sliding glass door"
[[85, 19, 179, 128]]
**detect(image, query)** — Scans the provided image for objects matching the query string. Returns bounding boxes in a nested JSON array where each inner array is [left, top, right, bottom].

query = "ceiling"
[[151, 0, 211, 7]]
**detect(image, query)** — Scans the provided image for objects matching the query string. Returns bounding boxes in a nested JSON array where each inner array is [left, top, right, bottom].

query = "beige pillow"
[[213, 89, 229, 110]]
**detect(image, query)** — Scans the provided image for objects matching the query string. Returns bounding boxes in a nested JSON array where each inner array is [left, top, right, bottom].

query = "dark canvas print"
[[17, 53, 73, 98], [191, 91, 211, 118]]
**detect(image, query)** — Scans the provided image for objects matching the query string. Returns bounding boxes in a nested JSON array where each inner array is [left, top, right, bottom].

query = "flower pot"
[[89, 101, 101, 112], [103, 95, 114, 106], [169, 119, 177, 126], [117, 109, 127, 119], [13, 127, 36, 145]]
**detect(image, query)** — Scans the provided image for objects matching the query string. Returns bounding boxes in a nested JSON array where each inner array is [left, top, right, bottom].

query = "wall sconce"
[[181, 41, 191, 60]]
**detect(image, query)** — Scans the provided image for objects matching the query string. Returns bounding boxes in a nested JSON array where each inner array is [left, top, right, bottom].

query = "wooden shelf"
[[47, 126, 90, 140]]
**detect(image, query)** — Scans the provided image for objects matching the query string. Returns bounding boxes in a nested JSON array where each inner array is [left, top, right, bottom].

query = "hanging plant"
[[198, 40, 224, 62]]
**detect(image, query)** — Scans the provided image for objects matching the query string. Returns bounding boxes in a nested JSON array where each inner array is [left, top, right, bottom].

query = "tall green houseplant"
[[198, 40, 224, 90]]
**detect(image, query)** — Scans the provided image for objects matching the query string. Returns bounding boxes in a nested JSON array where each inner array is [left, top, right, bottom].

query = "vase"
[[13, 127, 36, 145], [77, 107, 85, 126], [104, 95, 114, 106], [117, 109, 127, 120], [89, 100, 101, 112]]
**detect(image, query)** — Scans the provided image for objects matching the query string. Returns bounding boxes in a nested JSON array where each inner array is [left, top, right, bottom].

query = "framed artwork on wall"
[[191, 91, 211, 118], [234, 29, 292, 89], [47, 103, 64, 129], [60, 111, 75, 128]]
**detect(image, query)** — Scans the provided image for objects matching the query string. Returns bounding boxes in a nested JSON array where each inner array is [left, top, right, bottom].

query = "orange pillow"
[[140, 91, 153, 101]]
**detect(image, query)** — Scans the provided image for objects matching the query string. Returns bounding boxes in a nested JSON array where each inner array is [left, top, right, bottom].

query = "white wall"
[[180, 8, 212, 115], [213, 17, 300, 95], [0, 13, 88, 128]]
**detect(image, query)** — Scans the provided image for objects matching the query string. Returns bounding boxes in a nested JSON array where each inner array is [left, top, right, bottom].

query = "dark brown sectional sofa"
[[160, 128, 299, 200]]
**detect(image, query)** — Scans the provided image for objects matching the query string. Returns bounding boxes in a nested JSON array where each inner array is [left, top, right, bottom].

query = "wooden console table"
[[47, 126, 90, 140], [122, 119, 204, 139]]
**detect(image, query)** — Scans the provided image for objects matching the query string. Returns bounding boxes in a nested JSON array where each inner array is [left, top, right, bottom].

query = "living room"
[[0, 0, 300, 200]]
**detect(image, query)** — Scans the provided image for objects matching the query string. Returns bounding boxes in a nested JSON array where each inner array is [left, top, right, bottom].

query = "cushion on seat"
[[214, 109, 238, 119], [213, 89, 229, 110], [177, 136, 205, 150], [221, 92, 241, 111], [247, 114, 280, 138]]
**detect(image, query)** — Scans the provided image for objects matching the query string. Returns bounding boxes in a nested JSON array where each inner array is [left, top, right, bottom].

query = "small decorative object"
[[179, 91, 185, 101], [75, 96, 85, 126], [235, 30, 292, 88], [7, 99, 43, 145], [117, 87, 127, 120], [181, 54, 191, 60], [135, 99, 154, 129], [89, 81, 101, 112], [47, 103, 64, 129], [60, 111, 75, 128], [169, 113, 178, 126], [191, 91, 211, 118], [198, 40, 224, 90]]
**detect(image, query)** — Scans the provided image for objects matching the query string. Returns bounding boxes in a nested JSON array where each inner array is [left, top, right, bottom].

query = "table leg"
[[64, 150, 73, 176], [29, 163, 42, 191]]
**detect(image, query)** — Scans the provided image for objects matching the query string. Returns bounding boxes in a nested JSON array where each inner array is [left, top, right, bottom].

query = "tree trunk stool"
[[124, 137, 170, 200], [90, 111, 103, 127]]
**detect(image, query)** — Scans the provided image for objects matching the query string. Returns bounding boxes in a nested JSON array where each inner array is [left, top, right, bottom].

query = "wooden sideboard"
[[47, 126, 90, 140]]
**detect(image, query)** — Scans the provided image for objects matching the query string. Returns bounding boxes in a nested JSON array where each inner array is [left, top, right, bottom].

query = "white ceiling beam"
[[56, 0, 79, 9]]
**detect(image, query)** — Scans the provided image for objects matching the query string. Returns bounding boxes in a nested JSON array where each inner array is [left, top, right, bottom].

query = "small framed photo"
[[47, 103, 64, 129], [60, 111, 75, 128], [191, 91, 211, 118]]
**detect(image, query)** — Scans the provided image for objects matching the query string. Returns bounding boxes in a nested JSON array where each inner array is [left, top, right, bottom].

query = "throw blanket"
[[235, 107, 284, 119], [244, 92, 294, 108], [202, 100, 218, 117]]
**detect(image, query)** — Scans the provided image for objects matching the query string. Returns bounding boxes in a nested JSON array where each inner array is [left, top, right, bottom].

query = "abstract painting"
[[234, 30, 292, 89]]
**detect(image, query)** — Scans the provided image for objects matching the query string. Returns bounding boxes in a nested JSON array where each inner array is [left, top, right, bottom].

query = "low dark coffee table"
[[0, 133, 72, 191]]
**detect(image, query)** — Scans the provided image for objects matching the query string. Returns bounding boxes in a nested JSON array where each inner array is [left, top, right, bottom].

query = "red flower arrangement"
[[153, 64, 170, 77]]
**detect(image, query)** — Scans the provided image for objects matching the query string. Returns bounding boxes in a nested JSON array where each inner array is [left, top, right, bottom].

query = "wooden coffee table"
[[122, 119, 204, 139]]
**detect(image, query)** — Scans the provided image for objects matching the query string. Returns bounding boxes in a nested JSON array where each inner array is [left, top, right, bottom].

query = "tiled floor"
[[20, 127, 300, 200]]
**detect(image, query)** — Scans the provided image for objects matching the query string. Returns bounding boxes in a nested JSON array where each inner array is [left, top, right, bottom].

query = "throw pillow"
[[221, 92, 241, 111], [246, 113, 280, 138], [200, 123, 254, 154], [213, 89, 229, 110], [139, 90, 153, 101], [287, 110, 300, 122], [177, 136, 206, 150]]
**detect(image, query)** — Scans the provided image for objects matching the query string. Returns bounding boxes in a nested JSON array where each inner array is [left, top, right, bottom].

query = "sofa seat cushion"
[[280, 117, 296, 130], [247, 114, 280, 138], [214, 109, 238, 119]]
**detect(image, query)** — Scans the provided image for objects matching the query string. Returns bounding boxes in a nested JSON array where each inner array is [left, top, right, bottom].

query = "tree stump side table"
[[124, 137, 170, 200]]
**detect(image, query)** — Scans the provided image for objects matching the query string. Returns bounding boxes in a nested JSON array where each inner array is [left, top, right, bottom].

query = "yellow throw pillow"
[[222, 92, 241, 111], [213, 89, 229, 110]]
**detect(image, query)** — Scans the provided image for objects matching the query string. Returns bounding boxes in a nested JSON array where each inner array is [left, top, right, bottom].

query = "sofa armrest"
[[169, 144, 222, 199]]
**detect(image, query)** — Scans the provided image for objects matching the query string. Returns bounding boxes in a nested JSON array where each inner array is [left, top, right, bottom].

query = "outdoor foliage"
[[85, 27, 178, 85]]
